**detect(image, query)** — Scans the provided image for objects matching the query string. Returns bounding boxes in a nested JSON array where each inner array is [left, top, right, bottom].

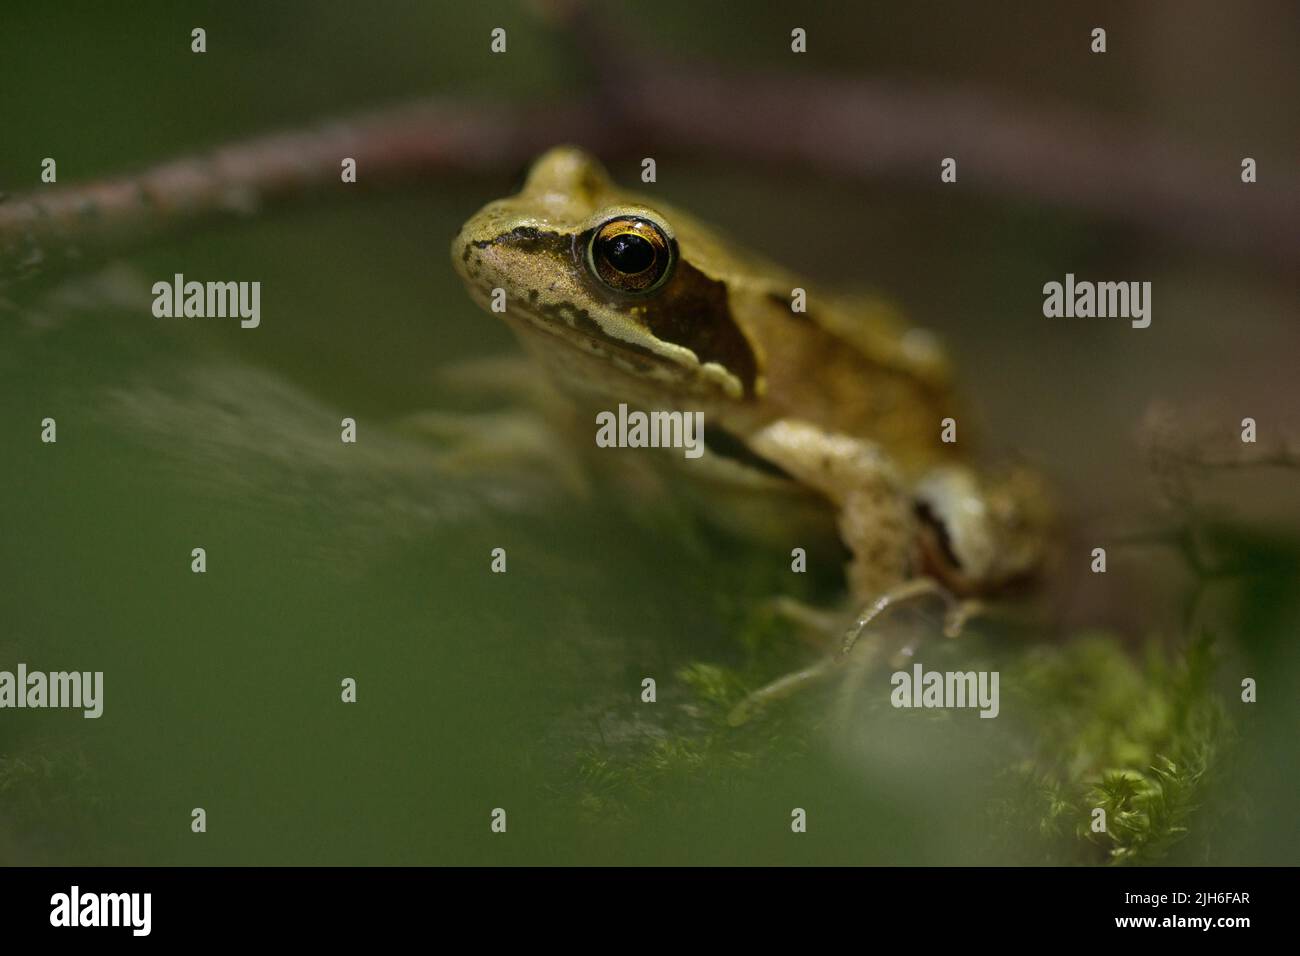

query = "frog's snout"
[[450, 222, 500, 299]]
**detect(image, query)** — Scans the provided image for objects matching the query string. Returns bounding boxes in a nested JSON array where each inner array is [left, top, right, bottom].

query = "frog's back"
[[732, 286, 963, 476], [616, 183, 960, 472]]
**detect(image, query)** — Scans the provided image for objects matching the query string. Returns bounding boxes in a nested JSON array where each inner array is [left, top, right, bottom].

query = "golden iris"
[[587, 216, 675, 294]]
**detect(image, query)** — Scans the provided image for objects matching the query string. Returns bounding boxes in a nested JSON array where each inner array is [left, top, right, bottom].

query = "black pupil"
[[604, 233, 655, 274]]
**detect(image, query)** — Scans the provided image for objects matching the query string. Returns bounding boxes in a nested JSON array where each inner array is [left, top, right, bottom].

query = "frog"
[[450, 145, 1052, 722]]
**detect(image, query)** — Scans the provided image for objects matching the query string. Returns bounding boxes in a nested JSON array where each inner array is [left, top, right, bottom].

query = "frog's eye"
[[587, 216, 676, 294]]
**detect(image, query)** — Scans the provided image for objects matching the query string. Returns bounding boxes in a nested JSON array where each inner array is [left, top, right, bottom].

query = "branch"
[[587, 29, 1299, 272], [3, 21, 1296, 290], [0, 98, 608, 290]]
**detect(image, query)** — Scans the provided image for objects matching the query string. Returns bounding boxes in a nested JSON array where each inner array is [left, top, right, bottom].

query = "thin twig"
[[3, 17, 1296, 290], [0, 99, 607, 290], [593, 53, 1299, 272]]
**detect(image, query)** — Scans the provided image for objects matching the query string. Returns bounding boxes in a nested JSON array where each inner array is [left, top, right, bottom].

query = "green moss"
[[567, 587, 1235, 865], [989, 626, 1228, 864]]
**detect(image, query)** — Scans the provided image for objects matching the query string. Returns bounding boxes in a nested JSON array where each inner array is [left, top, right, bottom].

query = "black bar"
[[0, 866, 1282, 942]]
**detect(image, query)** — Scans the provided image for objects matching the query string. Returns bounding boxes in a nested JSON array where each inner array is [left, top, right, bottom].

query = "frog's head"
[[452, 146, 761, 404]]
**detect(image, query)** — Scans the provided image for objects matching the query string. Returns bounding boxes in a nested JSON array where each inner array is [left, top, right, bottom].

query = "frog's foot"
[[728, 578, 983, 726], [396, 408, 590, 496], [840, 577, 982, 659], [885, 601, 990, 670], [726, 657, 837, 727], [724, 598, 850, 724], [760, 595, 844, 645]]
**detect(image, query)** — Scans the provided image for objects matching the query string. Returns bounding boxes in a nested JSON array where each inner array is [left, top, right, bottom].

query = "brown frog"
[[452, 146, 1051, 721]]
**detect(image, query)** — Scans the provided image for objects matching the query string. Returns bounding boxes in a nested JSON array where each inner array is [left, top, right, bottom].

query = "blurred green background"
[[1, 1, 1296, 865]]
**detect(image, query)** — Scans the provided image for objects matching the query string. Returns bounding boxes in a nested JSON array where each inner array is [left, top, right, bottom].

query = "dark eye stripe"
[[631, 259, 759, 397]]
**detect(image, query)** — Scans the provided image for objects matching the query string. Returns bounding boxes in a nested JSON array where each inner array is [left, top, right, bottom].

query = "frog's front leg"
[[747, 419, 916, 599], [728, 420, 977, 723]]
